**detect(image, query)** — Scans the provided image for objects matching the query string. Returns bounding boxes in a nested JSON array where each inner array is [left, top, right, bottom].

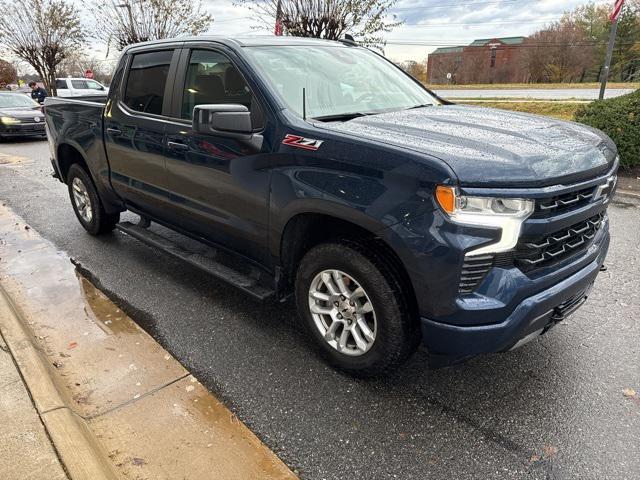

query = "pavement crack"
[[84, 373, 190, 420], [429, 396, 530, 458]]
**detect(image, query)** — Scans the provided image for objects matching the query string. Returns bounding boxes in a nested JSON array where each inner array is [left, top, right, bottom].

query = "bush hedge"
[[574, 89, 640, 169]]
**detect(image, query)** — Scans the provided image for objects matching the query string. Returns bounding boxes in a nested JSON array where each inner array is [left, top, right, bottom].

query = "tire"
[[67, 164, 119, 235], [295, 241, 420, 377]]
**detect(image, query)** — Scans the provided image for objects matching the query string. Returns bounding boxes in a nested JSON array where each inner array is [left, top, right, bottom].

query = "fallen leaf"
[[67, 342, 78, 350], [542, 445, 558, 458], [530, 454, 541, 463]]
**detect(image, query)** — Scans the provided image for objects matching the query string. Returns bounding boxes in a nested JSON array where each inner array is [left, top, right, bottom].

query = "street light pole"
[[599, 16, 619, 101]]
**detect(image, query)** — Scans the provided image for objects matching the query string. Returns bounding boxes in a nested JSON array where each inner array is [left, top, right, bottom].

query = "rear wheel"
[[295, 241, 419, 377], [67, 164, 119, 235]]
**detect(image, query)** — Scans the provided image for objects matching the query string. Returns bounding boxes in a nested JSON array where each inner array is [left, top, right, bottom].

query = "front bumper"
[[422, 230, 609, 366], [0, 122, 46, 137]]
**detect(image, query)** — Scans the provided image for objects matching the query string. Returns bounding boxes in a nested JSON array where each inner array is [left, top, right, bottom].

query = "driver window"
[[181, 49, 264, 129]]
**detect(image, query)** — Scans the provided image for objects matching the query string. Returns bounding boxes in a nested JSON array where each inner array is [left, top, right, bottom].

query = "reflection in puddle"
[[77, 273, 140, 335]]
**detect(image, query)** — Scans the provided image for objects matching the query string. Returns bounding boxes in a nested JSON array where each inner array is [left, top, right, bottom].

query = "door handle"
[[167, 141, 189, 151], [106, 127, 122, 136]]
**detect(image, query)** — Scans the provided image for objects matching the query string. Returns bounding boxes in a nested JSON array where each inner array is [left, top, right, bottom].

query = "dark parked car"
[[0, 92, 46, 140], [44, 36, 618, 376]]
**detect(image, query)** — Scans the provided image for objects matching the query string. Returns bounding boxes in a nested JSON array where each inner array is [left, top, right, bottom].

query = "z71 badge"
[[282, 134, 324, 151]]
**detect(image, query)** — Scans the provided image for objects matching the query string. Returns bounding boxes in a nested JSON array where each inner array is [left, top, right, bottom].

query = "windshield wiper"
[[311, 112, 371, 122], [404, 103, 433, 111]]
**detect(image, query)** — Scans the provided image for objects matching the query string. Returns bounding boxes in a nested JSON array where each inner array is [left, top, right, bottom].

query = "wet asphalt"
[[0, 139, 638, 480]]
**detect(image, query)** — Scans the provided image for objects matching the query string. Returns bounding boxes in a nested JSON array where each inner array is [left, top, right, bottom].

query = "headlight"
[[0, 116, 20, 125], [435, 185, 534, 255]]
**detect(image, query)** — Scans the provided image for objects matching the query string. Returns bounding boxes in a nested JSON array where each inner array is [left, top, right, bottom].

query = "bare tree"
[[238, 0, 402, 46], [0, 59, 17, 85], [399, 60, 427, 84], [523, 20, 595, 83], [94, 0, 214, 52], [0, 0, 84, 95], [58, 52, 116, 85]]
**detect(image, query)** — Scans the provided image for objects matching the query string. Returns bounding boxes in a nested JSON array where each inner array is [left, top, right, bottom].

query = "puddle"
[[0, 203, 296, 480], [0, 204, 188, 417], [78, 274, 140, 336]]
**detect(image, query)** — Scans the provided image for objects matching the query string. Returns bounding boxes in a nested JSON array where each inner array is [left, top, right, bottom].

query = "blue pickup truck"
[[44, 36, 618, 376]]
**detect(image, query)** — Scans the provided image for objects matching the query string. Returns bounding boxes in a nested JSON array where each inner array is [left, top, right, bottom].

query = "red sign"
[[84, 69, 94, 79], [610, 0, 625, 21]]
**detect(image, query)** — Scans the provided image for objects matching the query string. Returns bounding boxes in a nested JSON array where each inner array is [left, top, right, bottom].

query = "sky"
[[204, 0, 613, 62], [5, 0, 616, 73]]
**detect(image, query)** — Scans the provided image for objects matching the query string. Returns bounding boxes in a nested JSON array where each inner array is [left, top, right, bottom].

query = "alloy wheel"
[[308, 269, 377, 356], [72, 177, 93, 223]]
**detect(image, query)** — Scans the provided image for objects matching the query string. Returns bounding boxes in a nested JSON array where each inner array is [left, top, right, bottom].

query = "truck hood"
[[317, 105, 616, 187], [0, 106, 43, 120]]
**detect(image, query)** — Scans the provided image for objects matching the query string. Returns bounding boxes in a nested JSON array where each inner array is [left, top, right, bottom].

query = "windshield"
[[245, 45, 438, 120], [0, 94, 38, 109]]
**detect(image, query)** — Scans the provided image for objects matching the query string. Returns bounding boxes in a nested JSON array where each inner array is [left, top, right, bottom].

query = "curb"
[[614, 189, 640, 203], [0, 286, 119, 480]]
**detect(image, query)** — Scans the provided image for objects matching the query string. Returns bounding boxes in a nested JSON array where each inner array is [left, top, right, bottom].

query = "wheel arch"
[[278, 211, 419, 320], [57, 142, 90, 183], [56, 142, 124, 214]]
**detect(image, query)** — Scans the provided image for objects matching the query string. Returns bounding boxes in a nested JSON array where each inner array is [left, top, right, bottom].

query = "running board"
[[116, 221, 275, 301]]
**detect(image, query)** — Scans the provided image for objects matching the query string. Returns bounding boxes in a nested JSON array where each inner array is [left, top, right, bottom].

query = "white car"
[[55, 78, 109, 98]]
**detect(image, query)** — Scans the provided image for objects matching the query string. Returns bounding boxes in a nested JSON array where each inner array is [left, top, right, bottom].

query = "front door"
[[162, 46, 272, 264], [104, 48, 179, 219]]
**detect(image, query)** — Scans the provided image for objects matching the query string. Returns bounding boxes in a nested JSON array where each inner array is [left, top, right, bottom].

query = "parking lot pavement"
[[433, 88, 636, 100], [1, 139, 639, 480]]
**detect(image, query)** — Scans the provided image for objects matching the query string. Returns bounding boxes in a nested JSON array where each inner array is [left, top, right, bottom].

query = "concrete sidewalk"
[[0, 331, 67, 480], [0, 203, 297, 480]]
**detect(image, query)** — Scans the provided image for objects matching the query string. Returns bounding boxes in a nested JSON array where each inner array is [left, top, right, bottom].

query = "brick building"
[[427, 36, 528, 84]]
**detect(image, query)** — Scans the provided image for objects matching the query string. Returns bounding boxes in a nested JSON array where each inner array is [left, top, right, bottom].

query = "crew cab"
[[44, 36, 618, 376]]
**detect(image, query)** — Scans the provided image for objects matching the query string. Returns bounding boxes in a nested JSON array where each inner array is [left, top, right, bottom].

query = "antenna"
[[302, 87, 306, 121]]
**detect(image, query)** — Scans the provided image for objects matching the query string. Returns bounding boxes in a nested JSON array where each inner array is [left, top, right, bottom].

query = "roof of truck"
[[122, 35, 353, 52]]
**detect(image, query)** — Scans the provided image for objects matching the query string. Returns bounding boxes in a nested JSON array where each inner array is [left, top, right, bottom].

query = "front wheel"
[[295, 242, 420, 377], [67, 164, 119, 235]]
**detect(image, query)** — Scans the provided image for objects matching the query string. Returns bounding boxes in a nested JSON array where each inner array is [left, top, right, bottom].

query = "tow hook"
[[600, 265, 608, 272]]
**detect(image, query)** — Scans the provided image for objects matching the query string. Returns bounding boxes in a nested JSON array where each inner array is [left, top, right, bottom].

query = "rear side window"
[[123, 50, 173, 115], [55, 80, 68, 90]]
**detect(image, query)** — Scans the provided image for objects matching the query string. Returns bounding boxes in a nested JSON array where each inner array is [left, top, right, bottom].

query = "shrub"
[[574, 89, 640, 169]]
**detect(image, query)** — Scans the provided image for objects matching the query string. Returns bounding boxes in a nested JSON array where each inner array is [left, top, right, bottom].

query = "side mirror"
[[193, 104, 252, 137]]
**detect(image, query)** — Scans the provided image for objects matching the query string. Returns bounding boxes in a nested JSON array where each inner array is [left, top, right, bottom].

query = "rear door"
[[161, 44, 272, 263], [104, 46, 181, 219], [70, 79, 89, 96], [55, 79, 70, 97], [72, 79, 106, 96]]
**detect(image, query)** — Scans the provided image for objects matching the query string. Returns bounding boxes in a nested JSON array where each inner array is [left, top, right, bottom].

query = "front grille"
[[532, 186, 595, 218], [459, 254, 494, 294], [514, 212, 605, 272]]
